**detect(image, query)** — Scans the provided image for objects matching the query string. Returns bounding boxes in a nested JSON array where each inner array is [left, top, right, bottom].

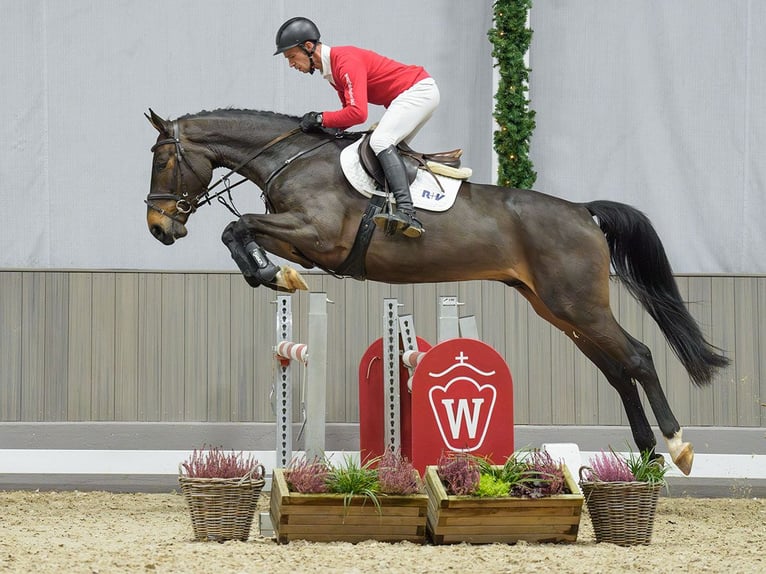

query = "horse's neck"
[[186, 114, 294, 182]]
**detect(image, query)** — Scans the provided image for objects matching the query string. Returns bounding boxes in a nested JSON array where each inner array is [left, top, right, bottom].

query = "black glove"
[[300, 111, 323, 133]]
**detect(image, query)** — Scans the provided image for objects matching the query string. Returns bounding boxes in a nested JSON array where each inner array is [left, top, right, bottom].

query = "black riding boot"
[[372, 145, 425, 238]]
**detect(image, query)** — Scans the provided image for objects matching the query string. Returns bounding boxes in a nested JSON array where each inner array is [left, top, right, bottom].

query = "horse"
[[144, 108, 729, 475]]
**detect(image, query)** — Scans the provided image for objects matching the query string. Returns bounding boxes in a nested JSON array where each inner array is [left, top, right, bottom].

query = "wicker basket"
[[179, 464, 266, 542], [579, 467, 661, 546]]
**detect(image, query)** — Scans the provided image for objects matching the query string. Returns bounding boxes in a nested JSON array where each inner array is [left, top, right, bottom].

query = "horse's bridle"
[[145, 120, 304, 222]]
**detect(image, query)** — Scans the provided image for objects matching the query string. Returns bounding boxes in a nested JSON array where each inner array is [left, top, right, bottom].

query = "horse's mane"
[[178, 108, 300, 123]]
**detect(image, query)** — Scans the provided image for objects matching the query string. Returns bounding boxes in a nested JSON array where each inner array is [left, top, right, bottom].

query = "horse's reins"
[[145, 121, 305, 221]]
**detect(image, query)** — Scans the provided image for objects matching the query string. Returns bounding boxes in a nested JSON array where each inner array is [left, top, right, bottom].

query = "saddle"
[[357, 132, 467, 189]]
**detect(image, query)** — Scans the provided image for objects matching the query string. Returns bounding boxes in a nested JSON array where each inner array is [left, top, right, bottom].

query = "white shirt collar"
[[320, 44, 333, 84]]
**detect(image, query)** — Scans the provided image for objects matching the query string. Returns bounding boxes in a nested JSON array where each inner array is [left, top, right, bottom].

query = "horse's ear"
[[146, 108, 170, 135]]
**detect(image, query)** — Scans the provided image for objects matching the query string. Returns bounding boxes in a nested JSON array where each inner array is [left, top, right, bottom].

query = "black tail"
[[586, 200, 729, 385]]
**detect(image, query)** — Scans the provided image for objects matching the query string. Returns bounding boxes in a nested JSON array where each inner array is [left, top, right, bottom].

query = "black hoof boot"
[[221, 222, 279, 287]]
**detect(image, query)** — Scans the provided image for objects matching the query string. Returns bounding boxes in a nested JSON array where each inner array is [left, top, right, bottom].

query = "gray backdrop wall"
[[0, 0, 493, 271], [529, 0, 766, 273], [2, 1, 764, 273]]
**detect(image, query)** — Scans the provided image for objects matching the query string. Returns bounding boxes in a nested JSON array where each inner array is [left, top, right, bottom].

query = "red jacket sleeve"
[[321, 52, 369, 130]]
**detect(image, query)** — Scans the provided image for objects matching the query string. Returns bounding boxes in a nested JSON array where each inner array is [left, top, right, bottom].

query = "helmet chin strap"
[[300, 42, 317, 75]]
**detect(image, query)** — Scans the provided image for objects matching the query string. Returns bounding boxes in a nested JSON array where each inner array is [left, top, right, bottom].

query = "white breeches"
[[369, 78, 440, 154]]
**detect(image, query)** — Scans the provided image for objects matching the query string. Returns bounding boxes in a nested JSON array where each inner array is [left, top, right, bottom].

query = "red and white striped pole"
[[276, 341, 308, 365]]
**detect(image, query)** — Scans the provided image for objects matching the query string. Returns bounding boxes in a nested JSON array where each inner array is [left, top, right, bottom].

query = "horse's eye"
[[154, 160, 168, 173]]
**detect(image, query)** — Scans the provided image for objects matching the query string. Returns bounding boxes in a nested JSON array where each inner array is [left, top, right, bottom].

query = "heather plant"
[[523, 450, 566, 497], [583, 449, 636, 482], [377, 448, 422, 495], [285, 456, 331, 493], [181, 445, 263, 479], [583, 447, 668, 488], [436, 452, 480, 495]]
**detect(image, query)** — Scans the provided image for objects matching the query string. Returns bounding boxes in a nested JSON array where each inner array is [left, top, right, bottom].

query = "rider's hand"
[[300, 111, 323, 133]]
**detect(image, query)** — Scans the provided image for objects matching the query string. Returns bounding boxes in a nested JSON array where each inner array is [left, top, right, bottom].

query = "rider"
[[274, 16, 439, 238]]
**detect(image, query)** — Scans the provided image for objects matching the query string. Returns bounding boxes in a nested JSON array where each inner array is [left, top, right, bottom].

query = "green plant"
[[476, 473, 511, 497], [626, 449, 670, 486], [327, 455, 382, 513], [437, 450, 568, 497], [180, 445, 262, 479], [488, 0, 536, 189]]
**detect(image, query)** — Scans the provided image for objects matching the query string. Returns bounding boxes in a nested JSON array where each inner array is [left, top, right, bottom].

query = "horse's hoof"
[[673, 442, 694, 476], [277, 266, 309, 292]]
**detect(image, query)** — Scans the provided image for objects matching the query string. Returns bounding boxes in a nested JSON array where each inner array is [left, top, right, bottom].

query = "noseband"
[[145, 121, 304, 223]]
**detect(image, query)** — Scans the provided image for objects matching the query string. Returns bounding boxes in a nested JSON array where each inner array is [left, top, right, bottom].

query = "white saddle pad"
[[340, 138, 463, 212]]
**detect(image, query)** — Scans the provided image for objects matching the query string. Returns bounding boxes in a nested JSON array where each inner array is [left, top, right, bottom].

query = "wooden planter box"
[[270, 468, 429, 544], [425, 464, 584, 544]]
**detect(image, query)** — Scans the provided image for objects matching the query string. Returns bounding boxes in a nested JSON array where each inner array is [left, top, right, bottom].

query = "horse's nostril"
[[150, 225, 163, 240]]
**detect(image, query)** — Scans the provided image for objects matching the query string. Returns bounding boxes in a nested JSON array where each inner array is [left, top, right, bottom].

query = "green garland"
[[488, 0, 536, 189]]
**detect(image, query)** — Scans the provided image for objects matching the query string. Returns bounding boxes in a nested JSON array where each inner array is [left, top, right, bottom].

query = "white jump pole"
[[273, 292, 328, 465], [304, 292, 328, 461]]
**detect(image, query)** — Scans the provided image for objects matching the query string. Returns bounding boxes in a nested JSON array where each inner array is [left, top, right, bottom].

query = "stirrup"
[[373, 211, 424, 238]]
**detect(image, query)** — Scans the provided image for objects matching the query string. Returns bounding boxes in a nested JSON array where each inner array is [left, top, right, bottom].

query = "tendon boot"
[[372, 145, 425, 238], [221, 222, 279, 287]]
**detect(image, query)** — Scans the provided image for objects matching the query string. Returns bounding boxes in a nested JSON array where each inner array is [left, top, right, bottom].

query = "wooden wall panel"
[[67, 272, 92, 420], [137, 274, 162, 421], [183, 274, 208, 420], [0, 271, 763, 434], [0, 272, 22, 420], [159, 274, 185, 421], [20, 272, 46, 421], [206, 274, 232, 421], [229, 277, 255, 422], [91, 272, 116, 420], [114, 274, 139, 420], [734, 277, 760, 426], [687, 276, 715, 424], [711, 277, 738, 426]]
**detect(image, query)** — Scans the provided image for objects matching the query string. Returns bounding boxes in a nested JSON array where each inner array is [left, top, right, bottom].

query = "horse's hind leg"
[[619, 329, 694, 473], [568, 335, 658, 456], [571, 317, 693, 474], [567, 321, 693, 473], [518, 284, 693, 474]]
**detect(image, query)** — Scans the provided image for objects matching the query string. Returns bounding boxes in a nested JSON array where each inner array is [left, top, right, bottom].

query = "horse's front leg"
[[221, 217, 311, 293]]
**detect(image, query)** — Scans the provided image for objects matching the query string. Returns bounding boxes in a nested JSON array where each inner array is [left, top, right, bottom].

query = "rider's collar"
[[320, 44, 334, 84]]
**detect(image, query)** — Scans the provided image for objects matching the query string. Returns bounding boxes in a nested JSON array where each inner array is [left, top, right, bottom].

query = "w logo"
[[429, 377, 497, 452], [410, 338, 514, 473]]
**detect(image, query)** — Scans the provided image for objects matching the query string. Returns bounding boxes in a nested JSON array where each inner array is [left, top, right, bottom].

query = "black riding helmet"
[[274, 17, 321, 55]]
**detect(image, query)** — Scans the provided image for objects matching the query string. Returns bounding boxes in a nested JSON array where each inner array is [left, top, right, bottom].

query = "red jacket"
[[322, 46, 430, 130]]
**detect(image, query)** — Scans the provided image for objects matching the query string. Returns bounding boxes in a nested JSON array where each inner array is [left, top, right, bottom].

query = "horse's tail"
[[585, 199, 729, 386]]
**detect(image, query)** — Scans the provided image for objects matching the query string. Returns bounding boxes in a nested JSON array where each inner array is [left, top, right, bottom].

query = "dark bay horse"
[[145, 108, 728, 475]]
